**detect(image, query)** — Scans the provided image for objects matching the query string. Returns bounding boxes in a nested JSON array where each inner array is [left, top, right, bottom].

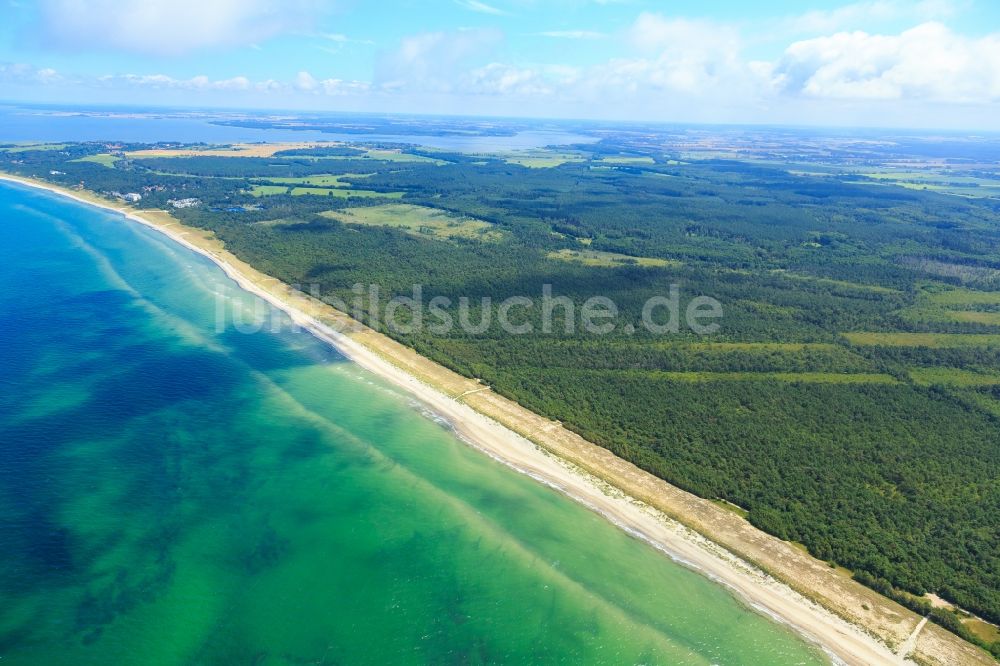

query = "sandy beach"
[[2, 173, 992, 666]]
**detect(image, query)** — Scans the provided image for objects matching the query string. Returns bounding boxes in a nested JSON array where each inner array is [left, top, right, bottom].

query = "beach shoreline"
[[2, 173, 989, 666]]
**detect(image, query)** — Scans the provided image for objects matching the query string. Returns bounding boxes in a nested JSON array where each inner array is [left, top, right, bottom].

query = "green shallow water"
[[0, 181, 828, 665]]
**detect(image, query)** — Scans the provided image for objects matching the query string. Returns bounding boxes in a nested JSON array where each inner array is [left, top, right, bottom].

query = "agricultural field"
[[927, 287, 1000, 307], [249, 184, 290, 196], [287, 148, 448, 164], [71, 153, 118, 167], [321, 203, 502, 241], [843, 332, 1000, 347], [949, 310, 1000, 325], [896, 285, 1000, 326], [909, 367, 1000, 387], [248, 184, 402, 198], [125, 142, 324, 158], [599, 155, 657, 165], [362, 149, 446, 164], [853, 169, 1000, 199], [289, 186, 401, 198], [502, 150, 586, 168], [250, 173, 372, 186], [0, 142, 69, 152], [547, 248, 677, 267]]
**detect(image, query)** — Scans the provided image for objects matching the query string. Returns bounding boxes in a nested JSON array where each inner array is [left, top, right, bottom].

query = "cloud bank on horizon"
[[2, 0, 1000, 129]]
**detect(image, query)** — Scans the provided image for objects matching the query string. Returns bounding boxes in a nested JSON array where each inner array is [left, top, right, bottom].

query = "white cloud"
[[100, 70, 368, 97], [82, 13, 1000, 111], [519, 12, 1000, 110], [319, 78, 370, 95], [468, 63, 551, 95], [773, 22, 1000, 102], [627, 13, 739, 55], [780, 0, 957, 35], [255, 79, 285, 93], [784, 1, 905, 34], [609, 14, 749, 94], [215, 76, 251, 90], [294, 70, 369, 94], [34, 0, 326, 56], [295, 70, 318, 91], [12, 6, 1000, 126], [36, 67, 59, 82], [533, 30, 605, 40], [374, 14, 756, 103], [314, 32, 375, 55], [454, 0, 507, 16], [375, 28, 503, 92], [0, 62, 63, 84], [321, 33, 375, 45], [109, 73, 255, 91]]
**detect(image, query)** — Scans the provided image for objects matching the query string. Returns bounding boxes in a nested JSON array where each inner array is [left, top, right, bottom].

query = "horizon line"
[[5, 99, 1000, 138]]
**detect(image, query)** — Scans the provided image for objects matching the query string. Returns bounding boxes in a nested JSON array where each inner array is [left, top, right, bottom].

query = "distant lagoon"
[[0, 107, 597, 151]]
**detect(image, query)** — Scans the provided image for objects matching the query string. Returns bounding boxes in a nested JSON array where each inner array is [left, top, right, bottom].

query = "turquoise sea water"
[[0, 181, 827, 665]]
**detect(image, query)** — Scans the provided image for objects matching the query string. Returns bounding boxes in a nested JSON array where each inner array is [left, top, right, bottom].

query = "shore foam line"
[[0, 174, 919, 665]]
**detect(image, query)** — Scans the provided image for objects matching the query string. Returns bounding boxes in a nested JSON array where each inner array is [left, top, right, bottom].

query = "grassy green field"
[[844, 332, 1000, 347], [853, 170, 1000, 199], [321, 203, 502, 241], [364, 149, 446, 164], [948, 310, 1000, 325], [289, 186, 402, 198], [957, 391, 1000, 419], [909, 367, 1000, 387], [249, 184, 290, 196], [896, 286, 1000, 326], [1, 143, 70, 153], [71, 153, 118, 167], [547, 248, 677, 268], [599, 156, 656, 165], [966, 619, 1000, 645], [502, 151, 586, 168], [249, 184, 402, 198], [253, 173, 373, 186], [928, 288, 1000, 307], [296, 149, 446, 164]]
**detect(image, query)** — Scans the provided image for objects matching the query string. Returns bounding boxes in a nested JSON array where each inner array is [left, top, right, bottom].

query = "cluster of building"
[[105, 190, 142, 203], [168, 197, 201, 209]]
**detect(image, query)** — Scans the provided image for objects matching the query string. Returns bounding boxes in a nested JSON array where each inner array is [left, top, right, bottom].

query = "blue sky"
[[3, 0, 1000, 128]]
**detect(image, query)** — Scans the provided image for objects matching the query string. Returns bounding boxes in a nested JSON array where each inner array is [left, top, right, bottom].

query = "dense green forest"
[[3, 137, 999, 656]]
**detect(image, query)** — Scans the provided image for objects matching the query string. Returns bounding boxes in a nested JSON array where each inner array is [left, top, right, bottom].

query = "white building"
[[169, 197, 201, 209]]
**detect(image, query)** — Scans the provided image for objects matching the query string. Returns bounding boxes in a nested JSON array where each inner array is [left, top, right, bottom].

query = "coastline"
[[1, 173, 990, 666]]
